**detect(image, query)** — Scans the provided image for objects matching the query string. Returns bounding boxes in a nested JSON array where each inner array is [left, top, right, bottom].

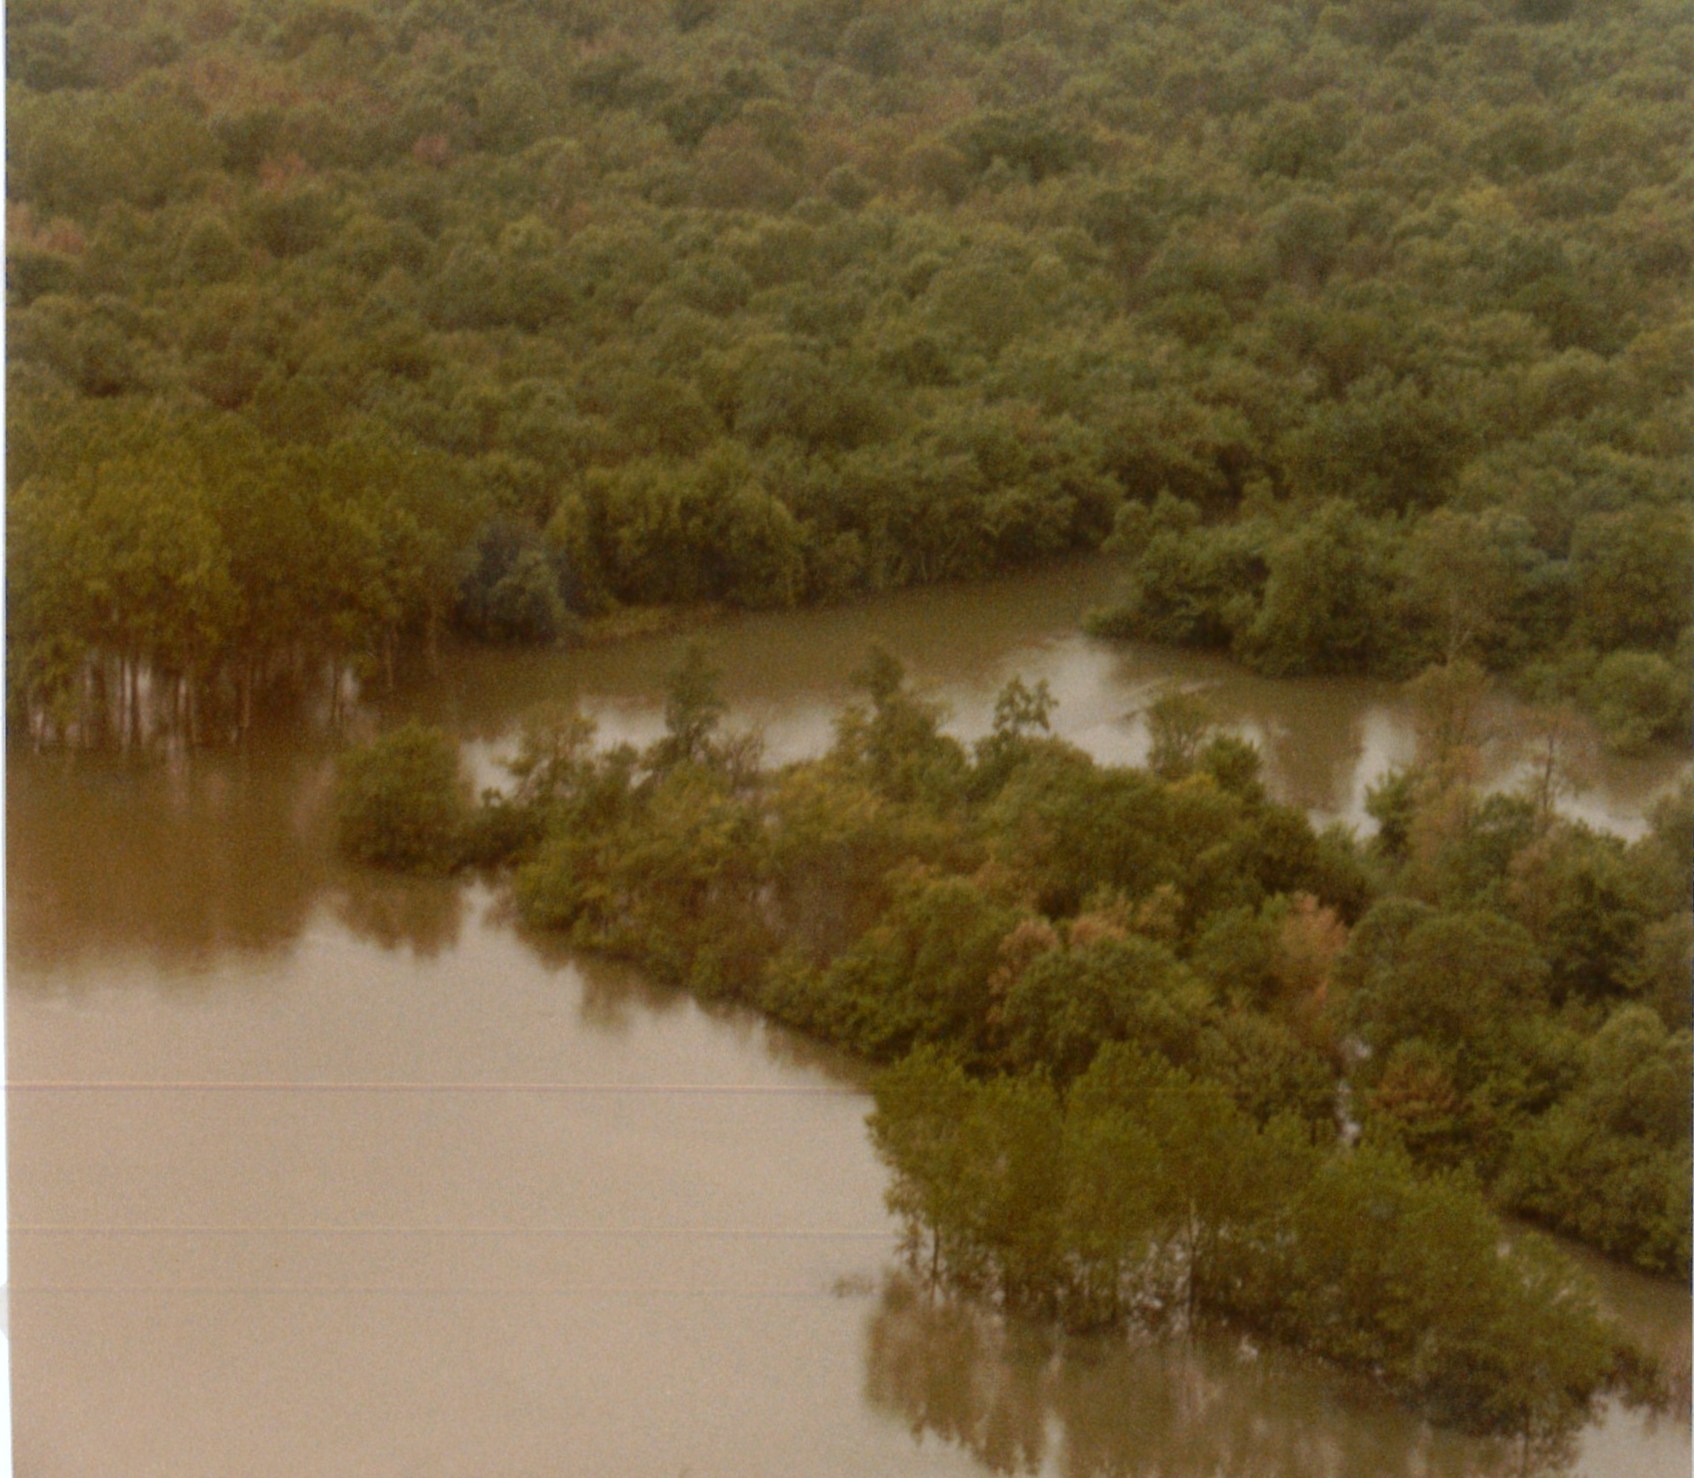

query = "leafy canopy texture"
[[335, 721, 470, 872], [8, 0, 1692, 748], [334, 657, 1687, 1437]]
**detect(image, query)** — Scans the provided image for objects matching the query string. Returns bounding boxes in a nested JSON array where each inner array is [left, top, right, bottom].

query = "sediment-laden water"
[[11, 563, 1688, 1475]]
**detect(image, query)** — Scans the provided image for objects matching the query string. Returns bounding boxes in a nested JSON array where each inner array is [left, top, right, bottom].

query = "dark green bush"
[[335, 722, 470, 872]]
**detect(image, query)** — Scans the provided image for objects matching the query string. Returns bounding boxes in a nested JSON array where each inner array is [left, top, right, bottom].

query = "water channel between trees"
[[9, 559, 1690, 1476]]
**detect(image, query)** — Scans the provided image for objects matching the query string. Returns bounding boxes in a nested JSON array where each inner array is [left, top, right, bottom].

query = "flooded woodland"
[[11, 0, 1694, 1466], [10, 562, 1689, 1476]]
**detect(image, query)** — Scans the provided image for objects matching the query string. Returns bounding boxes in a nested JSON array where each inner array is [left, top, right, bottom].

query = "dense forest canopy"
[[7, 0, 1691, 744]]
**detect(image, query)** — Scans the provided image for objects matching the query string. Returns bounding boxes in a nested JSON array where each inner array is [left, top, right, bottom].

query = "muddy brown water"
[[9, 560, 1689, 1476]]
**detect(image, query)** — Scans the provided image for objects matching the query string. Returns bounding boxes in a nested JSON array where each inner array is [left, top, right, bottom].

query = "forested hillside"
[[8, 0, 1692, 744]]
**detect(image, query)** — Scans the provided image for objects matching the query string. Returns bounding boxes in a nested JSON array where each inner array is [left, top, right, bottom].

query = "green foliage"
[[1505, 824, 1651, 1004], [831, 647, 969, 808], [1144, 688, 1215, 779], [1401, 510, 1561, 668], [6, 398, 482, 742], [758, 762, 949, 961], [864, 1046, 977, 1281], [1237, 503, 1397, 677], [1585, 650, 1692, 753], [1337, 743, 1693, 1269], [1267, 1148, 1619, 1437], [970, 675, 1056, 795], [1196, 1009, 1338, 1129], [870, 1041, 1625, 1438], [1571, 507, 1694, 654], [1348, 908, 1549, 1064], [12, 0, 1688, 746], [649, 640, 728, 771], [1196, 732, 1265, 801], [1340, 903, 1566, 1174], [504, 703, 601, 811], [1499, 1005, 1693, 1273], [335, 722, 470, 872], [476, 654, 1680, 1425], [789, 874, 1015, 1063], [518, 756, 771, 995], [999, 934, 1206, 1086], [1089, 496, 1264, 650], [457, 520, 571, 644], [982, 748, 1169, 916]]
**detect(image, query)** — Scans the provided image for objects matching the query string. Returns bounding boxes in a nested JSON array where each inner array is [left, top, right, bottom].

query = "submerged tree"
[[648, 640, 728, 771], [334, 721, 471, 872]]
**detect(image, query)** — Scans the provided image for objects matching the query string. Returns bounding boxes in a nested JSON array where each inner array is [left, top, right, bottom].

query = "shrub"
[[335, 722, 470, 872], [1587, 650, 1691, 753]]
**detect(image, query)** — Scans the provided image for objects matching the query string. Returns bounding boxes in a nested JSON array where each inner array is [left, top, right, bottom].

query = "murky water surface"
[[10, 561, 1689, 1475]]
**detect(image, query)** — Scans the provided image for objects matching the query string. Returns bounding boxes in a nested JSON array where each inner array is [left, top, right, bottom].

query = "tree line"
[[8, 400, 477, 745], [1088, 493, 1692, 752], [9, 0, 1691, 744], [333, 646, 1690, 1443]]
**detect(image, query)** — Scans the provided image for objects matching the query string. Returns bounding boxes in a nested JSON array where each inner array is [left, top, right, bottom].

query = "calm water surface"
[[10, 562, 1689, 1476], [392, 560, 1687, 838]]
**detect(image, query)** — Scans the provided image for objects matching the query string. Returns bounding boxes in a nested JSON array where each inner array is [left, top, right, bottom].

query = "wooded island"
[[335, 649, 1691, 1447]]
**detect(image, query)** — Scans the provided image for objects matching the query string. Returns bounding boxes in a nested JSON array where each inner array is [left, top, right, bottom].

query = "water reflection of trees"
[[864, 1276, 1579, 1478], [507, 909, 876, 1087], [7, 752, 329, 973], [570, 949, 689, 1032], [330, 871, 464, 959], [501, 912, 690, 1033]]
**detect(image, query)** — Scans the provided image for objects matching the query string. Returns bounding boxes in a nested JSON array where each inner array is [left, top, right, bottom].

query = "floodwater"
[[9, 560, 1690, 1476], [392, 559, 1687, 839]]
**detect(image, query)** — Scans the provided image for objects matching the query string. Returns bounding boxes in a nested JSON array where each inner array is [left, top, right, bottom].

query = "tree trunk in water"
[[1185, 1209, 1199, 1330], [86, 661, 108, 750]]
